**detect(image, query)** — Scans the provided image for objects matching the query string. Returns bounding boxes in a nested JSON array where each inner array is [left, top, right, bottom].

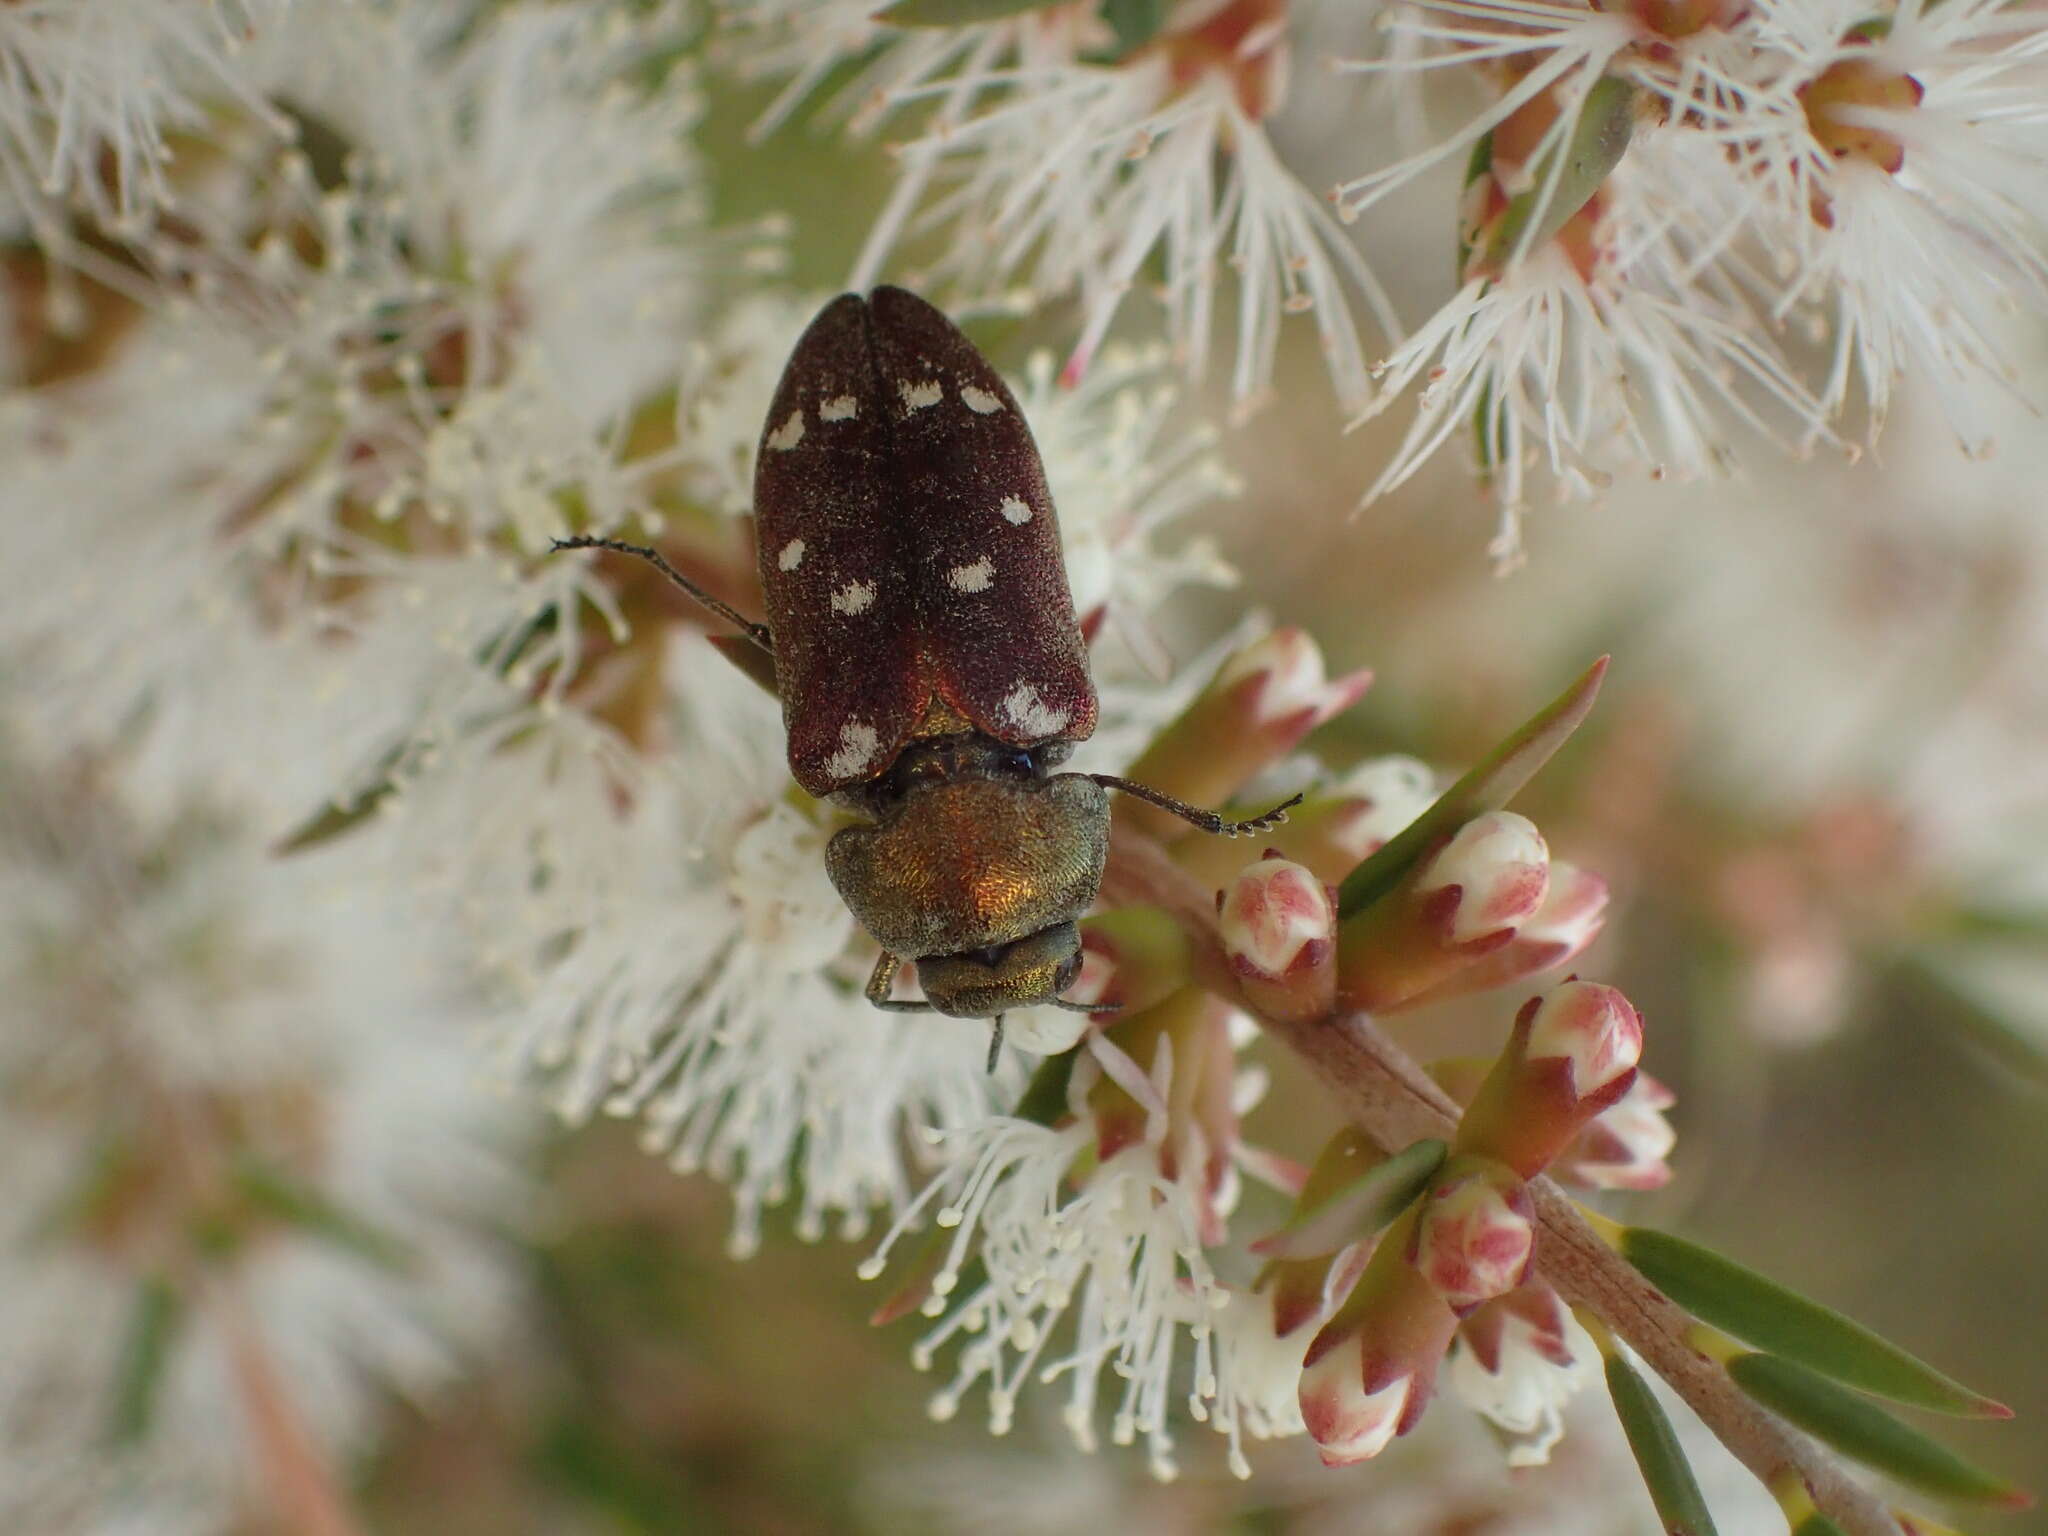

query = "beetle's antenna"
[[1078, 776, 1304, 838], [986, 1016, 1004, 1074], [551, 536, 775, 654]]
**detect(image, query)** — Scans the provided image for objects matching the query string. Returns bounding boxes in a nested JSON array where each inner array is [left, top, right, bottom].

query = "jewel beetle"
[[558, 287, 1295, 1067]]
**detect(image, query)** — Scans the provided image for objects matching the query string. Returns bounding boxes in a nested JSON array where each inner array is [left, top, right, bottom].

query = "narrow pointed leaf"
[[878, 0, 1068, 24], [1250, 1138, 1446, 1259], [1605, 1351, 1719, 1536], [232, 1157, 415, 1271], [1793, 1518, 1849, 1536], [1624, 1227, 2010, 1418], [1336, 658, 1608, 919], [273, 771, 400, 855], [1728, 1353, 2031, 1508], [106, 1274, 183, 1446], [1480, 76, 1636, 272]]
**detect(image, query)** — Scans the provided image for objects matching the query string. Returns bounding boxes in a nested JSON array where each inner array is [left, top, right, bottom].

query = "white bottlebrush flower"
[[1444, 1300, 1598, 1468], [1722, 0, 2048, 454], [1354, 122, 1826, 562], [0, 0, 291, 238], [0, 720, 524, 1535], [866, 1113, 1224, 1482], [728, 1, 1395, 415]]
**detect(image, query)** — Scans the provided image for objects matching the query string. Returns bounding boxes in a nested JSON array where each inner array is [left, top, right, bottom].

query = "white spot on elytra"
[[831, 579, 877, 616], [777, 538, 805, 572], [960, 385, 1002, 414], [821, 394, 858, 422], [998, 496, 1032, 525], [899, 379, 942, 411], [1000, 682, 1070, 738], [767, 410, 805, 451], [826, 720, 881, 779], [948, 556, 994, 593]]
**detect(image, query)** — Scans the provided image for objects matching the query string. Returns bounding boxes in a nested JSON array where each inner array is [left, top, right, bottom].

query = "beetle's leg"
[[551, 535, 774, 654], [865, 951, 934, 1013], [1077, 776, 1305, 838], [986, 1016, 1004, 1074]]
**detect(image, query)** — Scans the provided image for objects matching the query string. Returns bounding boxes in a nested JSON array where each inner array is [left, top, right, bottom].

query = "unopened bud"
[[1555, 1073, 1676, 1191], [1298, 1205, 1458, 1464], [1408, 860, 1607, 1004], [1524, 979, 1642, 1097], [1222, 856, 1337, 1021], [1410, 1159, 1535, 1315], [1454, 980, 1645, 1179], [1335, 811, 1551, 1013], [1298, 1355, 1414, 1466], [1415, 812, 1551, 943], [1121, 628, 1371, 841]]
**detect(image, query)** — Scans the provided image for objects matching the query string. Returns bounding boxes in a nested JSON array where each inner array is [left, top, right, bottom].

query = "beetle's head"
[[914, 923, 1084, 1018], [825, 765, 1110, 1014]]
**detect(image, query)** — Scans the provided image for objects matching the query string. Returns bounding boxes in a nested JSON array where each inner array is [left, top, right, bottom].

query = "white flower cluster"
[[724, 0, 2048, 556]]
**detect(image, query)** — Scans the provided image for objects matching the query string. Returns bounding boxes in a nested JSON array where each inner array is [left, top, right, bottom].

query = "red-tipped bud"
[[1298, 1206, 1459, 1465], [1335, 811, 1551, 1014], [1222, 856, 1337, 1022], [1298, 1353, 1415, 1466], [1410, 1159, 1535, 1315], [1407, 860, 1608, 1004], [1121, 628, 1371, 841], [1524, 978, 1642, 1097], [1555, 1072, 1676, 1191], [1454, 980, 1645, 1179]]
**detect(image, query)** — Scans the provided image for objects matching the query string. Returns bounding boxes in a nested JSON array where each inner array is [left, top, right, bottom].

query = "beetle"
[[557, 287, 1295, 1068]]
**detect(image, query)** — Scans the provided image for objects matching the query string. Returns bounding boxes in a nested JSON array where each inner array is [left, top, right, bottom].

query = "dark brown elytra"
[[556, 287, 1298, 1069]]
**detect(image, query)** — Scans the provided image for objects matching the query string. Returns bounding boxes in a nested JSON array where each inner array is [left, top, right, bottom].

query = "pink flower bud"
[[1216, 626, 1366, 726], [1298, 1354, 1413, 1466], [1453, 980, 1647, 1179], [1524, 979, 1641, 1097], [1335, 812, 1552, 1015], [1415, 812, 1550, 944], [1222, 856, 1336, 1021], [1408, 860, 1608, 1004], [1410, 1160, 1535, 1314], [1122, 628, 1371, 841], [1556, 1073, 1676, 1191]]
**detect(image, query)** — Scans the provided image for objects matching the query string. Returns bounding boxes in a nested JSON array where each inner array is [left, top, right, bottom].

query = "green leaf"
[[1623, 1227, 2010, 1418], [106, 1274, 183, 1446], [1476, 75, 1636, 272], [1335, 657, 1608, 920], [1604, 1351, 1719, 1536], [272, 760, 404, 855], [1792, 1518, 1849, 1536], [1249, 1138, 1446, 1260], [1728, 1353, 2031, 1508], [1099, 0, 1170, 55], [878, 0, 1069, 25], [1013, 1047, 1079, 1128], [232, 1157, 415, 1271]]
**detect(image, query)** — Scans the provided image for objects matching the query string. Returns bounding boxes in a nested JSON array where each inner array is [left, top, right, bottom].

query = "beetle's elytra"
[[557, 288, 1296, 1066]]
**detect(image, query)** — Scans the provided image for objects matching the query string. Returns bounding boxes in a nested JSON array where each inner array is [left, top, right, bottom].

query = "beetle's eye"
[[1054, 953, 1083, 993], [995, 747, 1035, 777]]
